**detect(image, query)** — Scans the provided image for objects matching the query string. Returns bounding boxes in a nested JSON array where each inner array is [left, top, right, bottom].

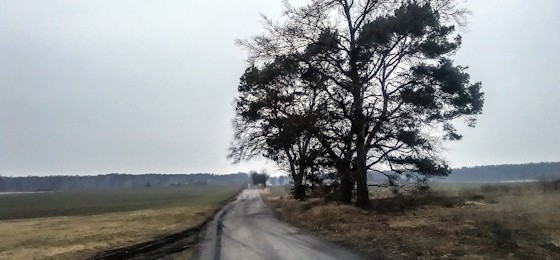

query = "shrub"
[[540, 179, 560, 191]]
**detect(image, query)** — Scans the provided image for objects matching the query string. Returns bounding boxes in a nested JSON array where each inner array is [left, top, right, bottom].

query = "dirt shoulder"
[[260, 184, 560, 259]]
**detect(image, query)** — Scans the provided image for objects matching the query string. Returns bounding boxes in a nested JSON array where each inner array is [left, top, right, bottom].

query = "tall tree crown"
[[231, 0, 483, 206]]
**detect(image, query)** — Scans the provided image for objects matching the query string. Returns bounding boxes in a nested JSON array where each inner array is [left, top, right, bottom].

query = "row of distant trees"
[[2, 162, 557, 193], [0, 173, 249, 192], [446, 162, 560, 182], [229, 0, 483, 207]]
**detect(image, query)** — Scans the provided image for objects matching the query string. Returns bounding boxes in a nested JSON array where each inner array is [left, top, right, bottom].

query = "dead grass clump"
[[490, 222, 518, 251], [298, 198, 324, 211], [371, 191, 464, 214]]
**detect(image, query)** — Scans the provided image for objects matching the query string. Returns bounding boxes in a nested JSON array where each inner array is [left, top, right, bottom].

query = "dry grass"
[[262, 182, 560, 259], [0, 186, 241, 259], [0, 205, 216, 259]]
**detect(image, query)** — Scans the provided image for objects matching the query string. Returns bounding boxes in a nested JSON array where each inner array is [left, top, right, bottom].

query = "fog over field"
[[1, 0, 559, 176]]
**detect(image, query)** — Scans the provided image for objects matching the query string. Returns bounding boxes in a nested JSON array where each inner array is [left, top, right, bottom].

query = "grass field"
[[262, 181, 560, 259], [0, 185, 241, 259], [0, 186, 239, 220]]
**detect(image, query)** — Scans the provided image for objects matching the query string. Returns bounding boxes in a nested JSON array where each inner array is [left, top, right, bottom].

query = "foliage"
[[250, 171, 269, 187], [231, 0, 484, 208]]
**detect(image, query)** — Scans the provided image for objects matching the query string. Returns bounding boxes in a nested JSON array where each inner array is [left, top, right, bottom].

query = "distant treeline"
[[366, 162, 560, 184], [0, 173, 249, 192], [444, 162, 560, 182], [2, 162, 559, 192]]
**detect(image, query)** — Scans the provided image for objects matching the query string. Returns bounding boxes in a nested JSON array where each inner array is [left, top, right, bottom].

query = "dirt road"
[[196, 188, 364, 260]]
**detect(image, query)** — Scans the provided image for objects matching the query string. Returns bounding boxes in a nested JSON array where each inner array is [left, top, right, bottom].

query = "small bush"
[[481, 184, 511, 194], [540, 180, 560, 191], [469, 194, 486, 201]]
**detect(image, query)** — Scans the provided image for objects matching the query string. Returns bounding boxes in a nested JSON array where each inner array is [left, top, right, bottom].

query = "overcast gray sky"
[[1, 0, 559, 176]]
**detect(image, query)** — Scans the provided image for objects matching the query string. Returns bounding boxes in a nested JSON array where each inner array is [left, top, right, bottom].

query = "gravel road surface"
[[196, 188, 364, 260]]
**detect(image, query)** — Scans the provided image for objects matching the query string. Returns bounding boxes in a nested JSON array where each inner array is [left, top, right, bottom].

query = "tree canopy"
[[250, 171, 270, 187], [230, 0, 484, 207]]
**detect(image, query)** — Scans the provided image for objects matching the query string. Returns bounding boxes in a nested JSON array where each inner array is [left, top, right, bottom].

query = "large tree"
[[229, 56, 327, 199], [235, 0, 484, 208]]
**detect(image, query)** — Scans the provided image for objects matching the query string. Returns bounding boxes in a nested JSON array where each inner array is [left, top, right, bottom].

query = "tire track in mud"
[[87, 189, 243, 260], [89, 226, 201, 260], [213, 205, 230, 260]]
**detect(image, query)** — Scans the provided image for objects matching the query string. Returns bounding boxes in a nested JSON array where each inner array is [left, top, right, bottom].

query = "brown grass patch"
[[262, 183, 560, 259], [0, 205, 216, 259], [0, 186, 242, 259]]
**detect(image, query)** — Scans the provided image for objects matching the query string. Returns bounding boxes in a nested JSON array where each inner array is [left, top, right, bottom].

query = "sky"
[[1, 0, 558, 176]]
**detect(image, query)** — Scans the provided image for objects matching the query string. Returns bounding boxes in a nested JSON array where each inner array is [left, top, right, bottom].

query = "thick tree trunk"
[[352, 67, 371, 209], [337, 166, 353, 204], [293, 173, 306, 200], [286, 149, 306, 200], [354, 112, 371, 208], [354, 157, 370, 208]]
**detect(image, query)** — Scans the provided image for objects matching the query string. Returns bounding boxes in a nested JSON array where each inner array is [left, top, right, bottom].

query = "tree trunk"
[[338, 166, 353, 204], [343, 0, 371, 208], [286, 149, 306, 200], [293, 173, 306, 200], [352, 66, 371, 209], [354, 158, 370, 208]]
